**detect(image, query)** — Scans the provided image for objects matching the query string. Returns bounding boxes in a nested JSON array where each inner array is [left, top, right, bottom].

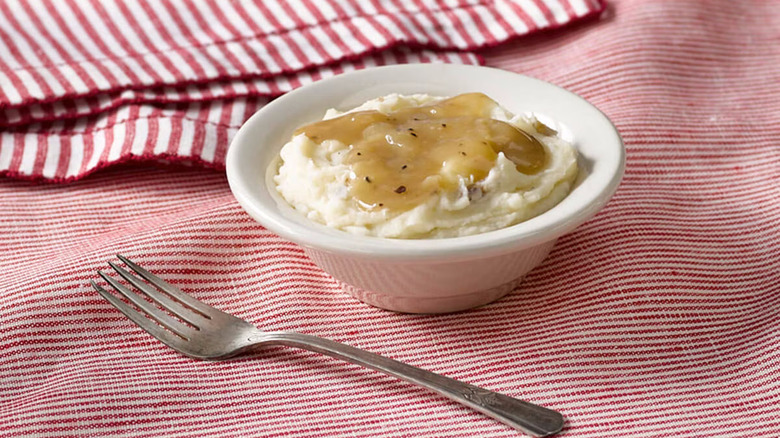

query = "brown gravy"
[[295, 93, 547, 211]]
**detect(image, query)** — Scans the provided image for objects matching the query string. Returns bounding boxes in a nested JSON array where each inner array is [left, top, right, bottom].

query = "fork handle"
[[256, 331, 564, 437]]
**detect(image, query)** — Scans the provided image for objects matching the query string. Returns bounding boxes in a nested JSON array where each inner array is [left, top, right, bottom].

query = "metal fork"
[[91, 255, 564, 437]]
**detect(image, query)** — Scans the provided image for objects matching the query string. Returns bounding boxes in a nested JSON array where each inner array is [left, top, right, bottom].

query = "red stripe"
[[212, 99, 235, 163], [119, 105, 141, 157], [143, 114, 160, 157], [165, 114, 183, 155], [189, 103, 210, 158], [7, 132, 25, 173], [30, 132, 48, 176]]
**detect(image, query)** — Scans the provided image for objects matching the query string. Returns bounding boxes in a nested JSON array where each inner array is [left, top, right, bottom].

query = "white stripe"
[[59, 4, 144, 85], [35, 65, 67, 96], [288, 0, 320, 24], [540, 0, 571, 23], [215, 0, 254, 38], [0, 11, 27, 69], [106, 122, 125, 161], [0, 70, 22, 103], [408, 13, 445, 46], [77, 60, 112, 90], [199, 123, 219, 163], [263, 0, 296, 29], [231, 79, 248, 94], [351, 17, 388, 46], [153, 117, 172, 154], [9, 1, 76, 81], [495, 0, 531, 33], [288, 30, 325, 65], [248, 37, 284, 72], [265, 34, 302, 69], [474, 5, 509, 41], [308, 26, 343, 59], [230, 99, 248, 127], [19, 133, 37, 174], [130, 118, 149, 155], [189, 1, 234, 40], [568, 0, 591, 16], [224, 42, 262, 72], [56, 64, 88, 93], [86, 128, 107, 169], [0, 134, 14, 170], [127, 3, 199, 80], [372, 15, 413, 43], [516, 0, 551, 27], [452, 8, 486, 46], [186, 48, 220, 76], [41, 135, 60, 178], [176, 119, 195, 156], [13, 69, 44, 99], [99, 1, 174, 83], [66, 135, 84, 177], [330, 21, 367, 52], [204, 101, 223, 125], [234, 0, 276, 34]]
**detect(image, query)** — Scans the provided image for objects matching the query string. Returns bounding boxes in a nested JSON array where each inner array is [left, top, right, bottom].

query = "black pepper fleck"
[[356, 152, 362, 156], [441, 123, 446, 127], [460, 151, 467, 156], [395, 185, 406, 194], [364, 176, 371, 183], [378, 203, 384, 207], [401, 164, 407, 170], [410, 132, 417, 137]]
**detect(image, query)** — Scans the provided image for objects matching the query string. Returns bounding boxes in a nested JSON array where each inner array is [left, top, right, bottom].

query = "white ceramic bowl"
[[226, 64, 624, 313]]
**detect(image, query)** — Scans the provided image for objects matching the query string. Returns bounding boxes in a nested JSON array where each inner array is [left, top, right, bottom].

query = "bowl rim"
[[226, 64, 625, 262]]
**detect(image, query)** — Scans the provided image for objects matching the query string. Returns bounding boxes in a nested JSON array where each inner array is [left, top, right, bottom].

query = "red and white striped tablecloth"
[[2, 0, 779, 437]]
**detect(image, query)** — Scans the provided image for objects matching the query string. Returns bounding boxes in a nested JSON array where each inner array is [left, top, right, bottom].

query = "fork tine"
[[108, 261, 203, 327], [116, 255, 214, 316], [91, 280, 188, 350], [97, 270, 191, 340]]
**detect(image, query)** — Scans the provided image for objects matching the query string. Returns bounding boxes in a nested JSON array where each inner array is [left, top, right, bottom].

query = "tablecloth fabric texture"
[[2, 0, 779, 437], [0, 0, 601, 181]]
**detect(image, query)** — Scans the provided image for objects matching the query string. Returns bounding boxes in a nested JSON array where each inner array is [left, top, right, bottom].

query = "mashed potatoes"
[[273, 93, 578, 239]]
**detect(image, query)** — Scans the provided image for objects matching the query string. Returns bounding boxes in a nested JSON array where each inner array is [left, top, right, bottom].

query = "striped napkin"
[[0, 0, 602, 181], [3, 0, 780, 437]]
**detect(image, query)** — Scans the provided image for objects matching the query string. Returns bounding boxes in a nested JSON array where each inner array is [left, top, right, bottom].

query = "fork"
[[91, 255, 564, 437]]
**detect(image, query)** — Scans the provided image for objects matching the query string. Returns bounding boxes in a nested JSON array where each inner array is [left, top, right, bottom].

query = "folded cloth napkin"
[[3, 0, 779, 437], [0, 0, 603, 181]]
